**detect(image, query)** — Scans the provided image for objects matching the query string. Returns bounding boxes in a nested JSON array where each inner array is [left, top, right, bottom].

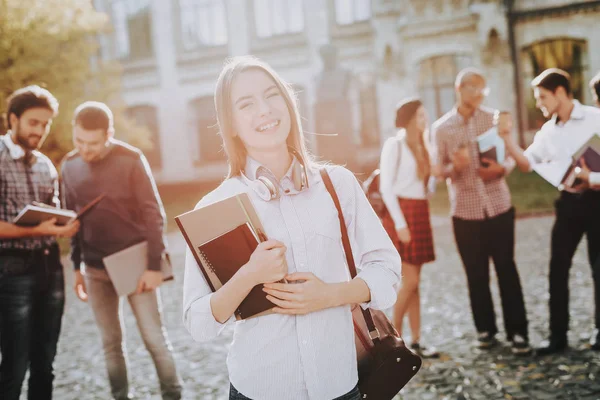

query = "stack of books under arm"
[[176, 193, 281, 320], [532, 133, 600, 190]]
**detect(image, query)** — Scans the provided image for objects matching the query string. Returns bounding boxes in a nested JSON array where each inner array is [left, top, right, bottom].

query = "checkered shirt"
[[432, 107, 515, 221], [0, 134, 58, 250]]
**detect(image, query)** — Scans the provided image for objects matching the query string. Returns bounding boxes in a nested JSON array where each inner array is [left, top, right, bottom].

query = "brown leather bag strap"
[[319, 169, 380, 342]]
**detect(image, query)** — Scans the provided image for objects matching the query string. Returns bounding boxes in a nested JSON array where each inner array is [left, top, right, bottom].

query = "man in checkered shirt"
[[0, 86, 79, 400], [432, 68, 530, 355]]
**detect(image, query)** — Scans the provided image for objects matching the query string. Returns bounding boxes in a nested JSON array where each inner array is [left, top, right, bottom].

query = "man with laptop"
[[60, 101, 182, 400]]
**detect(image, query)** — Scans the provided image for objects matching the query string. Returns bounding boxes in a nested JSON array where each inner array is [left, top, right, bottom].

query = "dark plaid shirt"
[[0, 133, 58, 250]]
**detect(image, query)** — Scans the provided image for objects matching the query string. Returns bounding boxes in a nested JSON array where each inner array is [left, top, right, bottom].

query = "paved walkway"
[[28, 215, 600, 399]]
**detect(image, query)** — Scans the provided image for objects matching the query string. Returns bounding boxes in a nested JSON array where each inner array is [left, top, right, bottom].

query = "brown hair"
[[531, 68, 571, 95], [5, 85, 59, 129], [395, 98, 431, 182], [72, 101, 114, 132], [590, 71, 600, 102], [214, 56, 313, 178]]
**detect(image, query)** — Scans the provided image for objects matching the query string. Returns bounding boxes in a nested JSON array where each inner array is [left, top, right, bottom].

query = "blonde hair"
[[214, 56, 313, 178]]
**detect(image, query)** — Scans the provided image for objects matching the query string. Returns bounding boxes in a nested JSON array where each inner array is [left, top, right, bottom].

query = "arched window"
[[521, 38, 588, 130], [418, 54, 472, 120], [125, 105, 162, 169], [190, 97, 223, 163]]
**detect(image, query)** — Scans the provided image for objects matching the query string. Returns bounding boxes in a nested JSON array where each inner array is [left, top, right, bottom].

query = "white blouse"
[[182, 161, 401, 400], [379, 133, 427, 230]]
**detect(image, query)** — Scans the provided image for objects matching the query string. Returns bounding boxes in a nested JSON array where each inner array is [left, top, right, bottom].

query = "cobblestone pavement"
[[24, 215, 600, 399]]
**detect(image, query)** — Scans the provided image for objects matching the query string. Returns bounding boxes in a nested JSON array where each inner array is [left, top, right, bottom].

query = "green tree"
[[0, 0, 150, 163]]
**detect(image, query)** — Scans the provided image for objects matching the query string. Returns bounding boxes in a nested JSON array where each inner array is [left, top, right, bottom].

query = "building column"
[[151, 0, 195, 182]]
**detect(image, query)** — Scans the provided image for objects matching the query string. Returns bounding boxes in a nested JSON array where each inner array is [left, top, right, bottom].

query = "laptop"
[[103, 241, 174, 297]]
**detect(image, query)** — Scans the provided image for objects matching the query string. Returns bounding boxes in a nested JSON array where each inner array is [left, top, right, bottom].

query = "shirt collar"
[[2, 132, 26, 160], [553, 100, 585, 125], [451, 106, 482, 124]]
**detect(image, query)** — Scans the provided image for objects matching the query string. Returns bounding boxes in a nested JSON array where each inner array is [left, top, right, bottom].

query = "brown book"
[[198, 222, 274, 320], [175, 192, 279, 320]]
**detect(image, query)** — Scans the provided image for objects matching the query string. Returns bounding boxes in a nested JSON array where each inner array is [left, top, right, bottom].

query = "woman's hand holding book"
[[244, 239, 288, 286]]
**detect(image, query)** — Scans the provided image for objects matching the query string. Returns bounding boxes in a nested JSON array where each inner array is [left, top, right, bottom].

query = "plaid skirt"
[[382, 198, 435, 265]]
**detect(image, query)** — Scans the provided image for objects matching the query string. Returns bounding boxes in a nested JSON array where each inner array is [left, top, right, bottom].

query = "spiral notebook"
[[198, 222, 274, 320], [175, 192, 279, 320]]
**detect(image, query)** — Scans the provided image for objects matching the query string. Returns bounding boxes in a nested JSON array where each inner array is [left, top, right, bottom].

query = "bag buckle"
[[368, 329, 380, 340]]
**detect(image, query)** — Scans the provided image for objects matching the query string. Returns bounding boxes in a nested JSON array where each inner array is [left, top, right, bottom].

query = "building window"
[[190, 97, 224, 163], [111, 0, 153, 60], [126, 105, 162, 170], [253, 0, 304, 38], [521, 38, 588, 130], [334, 0, 371, 25], [179, 0, 228, 50], [418, 54, 472, 120]]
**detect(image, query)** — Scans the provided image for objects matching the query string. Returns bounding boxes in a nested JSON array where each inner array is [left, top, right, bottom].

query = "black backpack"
[[363, 139, 402, 219]]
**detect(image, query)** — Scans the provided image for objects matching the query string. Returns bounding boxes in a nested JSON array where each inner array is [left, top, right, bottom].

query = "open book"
[[176, 192, 278, 320], [532, 133, 600, 190], [13, 193, 105, 226], [476, 126, 505, 165]]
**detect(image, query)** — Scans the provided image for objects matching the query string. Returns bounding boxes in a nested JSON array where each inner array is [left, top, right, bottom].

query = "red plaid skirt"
[[382, 198, 435, 265]]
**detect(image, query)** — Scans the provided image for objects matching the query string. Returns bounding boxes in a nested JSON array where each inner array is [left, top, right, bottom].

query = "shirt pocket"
[[306, 207, 342, 241]]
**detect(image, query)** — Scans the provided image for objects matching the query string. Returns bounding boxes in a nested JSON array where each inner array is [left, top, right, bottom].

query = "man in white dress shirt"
[[500, 68, 600, 354]]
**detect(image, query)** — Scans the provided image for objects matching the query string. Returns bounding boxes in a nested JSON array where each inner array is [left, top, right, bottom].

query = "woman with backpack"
[[379, 98, 438, 358]]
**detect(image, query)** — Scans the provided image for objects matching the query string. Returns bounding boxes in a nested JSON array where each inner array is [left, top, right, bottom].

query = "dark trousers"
[[0, 245, 65, 400], [452, 207, 528, 339], [229, 384, 361, 400], [549, 191, 600, 341]]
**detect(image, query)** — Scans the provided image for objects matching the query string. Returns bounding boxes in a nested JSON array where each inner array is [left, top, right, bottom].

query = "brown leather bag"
[[321, 169, 422, 400]]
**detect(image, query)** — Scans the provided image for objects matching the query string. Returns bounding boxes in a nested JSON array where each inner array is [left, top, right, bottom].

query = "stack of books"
[[176, 193, 278, 320]]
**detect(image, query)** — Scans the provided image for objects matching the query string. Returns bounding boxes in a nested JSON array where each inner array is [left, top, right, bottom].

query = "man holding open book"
[[0, 86, 80, 400], [500, 68, 600, 354], [431, 68, 531, 355], [60, 102, 182, 399]]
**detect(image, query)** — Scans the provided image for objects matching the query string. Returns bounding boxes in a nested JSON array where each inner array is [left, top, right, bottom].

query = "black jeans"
[[549, 191, 600, 341], [452, 207, 528, 340], [0, 245, 65, 400], [229, 384, 361, 400]]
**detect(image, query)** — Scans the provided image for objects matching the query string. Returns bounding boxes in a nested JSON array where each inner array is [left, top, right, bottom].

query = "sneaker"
[[510, 334, 532, 356], [410, 342, 440, 359], [477, 332, 497, 349], [535, 337, 568, 356]]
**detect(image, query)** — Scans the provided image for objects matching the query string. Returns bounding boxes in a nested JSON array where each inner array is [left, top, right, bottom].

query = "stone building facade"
[[94, 0, 600, 184]]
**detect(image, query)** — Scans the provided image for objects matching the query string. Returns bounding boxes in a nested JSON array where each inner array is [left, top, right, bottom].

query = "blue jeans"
[[229, 384, 361, 400], [0, 245, 65, 400]]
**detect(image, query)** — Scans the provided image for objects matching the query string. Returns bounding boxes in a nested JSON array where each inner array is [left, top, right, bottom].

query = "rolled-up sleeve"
[[330, 167, 401, 311], [182, 198, 233, 342]]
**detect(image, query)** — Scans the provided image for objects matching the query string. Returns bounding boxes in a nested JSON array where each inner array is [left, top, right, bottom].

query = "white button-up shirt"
[[182, 160, 401, 400], [524, 100, 600, 187]]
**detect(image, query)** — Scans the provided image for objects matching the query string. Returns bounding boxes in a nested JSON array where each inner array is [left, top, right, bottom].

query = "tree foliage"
[[0, 0, 150, 163]]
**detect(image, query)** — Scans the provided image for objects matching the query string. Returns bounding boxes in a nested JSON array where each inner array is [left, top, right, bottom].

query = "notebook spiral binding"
[[198, 249, 217, 274]]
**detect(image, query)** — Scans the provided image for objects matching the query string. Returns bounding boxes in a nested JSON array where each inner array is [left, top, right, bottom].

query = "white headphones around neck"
[[241, 149, 309, 202]]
